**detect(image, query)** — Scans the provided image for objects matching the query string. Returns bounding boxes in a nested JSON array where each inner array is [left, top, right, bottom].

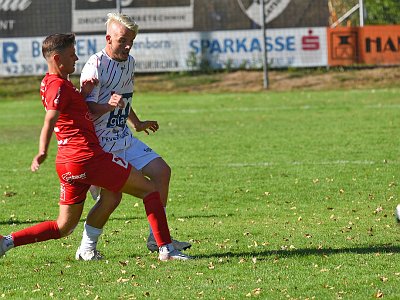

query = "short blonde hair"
[[106, 12, 139, 35]]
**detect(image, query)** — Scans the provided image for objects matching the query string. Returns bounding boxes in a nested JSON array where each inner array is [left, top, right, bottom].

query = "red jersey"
[[40, 73, 104, 163]]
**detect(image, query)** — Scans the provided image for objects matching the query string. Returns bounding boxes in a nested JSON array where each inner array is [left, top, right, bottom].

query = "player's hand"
[[81, 78, 99, 98], [108, 93, 125, 110], [31, 152, 47, 172], [135, 120, 159, 135]]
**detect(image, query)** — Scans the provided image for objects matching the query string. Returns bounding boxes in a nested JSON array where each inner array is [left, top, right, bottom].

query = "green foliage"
[[365, 0, 400, 25], [185, 51, 215, 74], [331, 0, 400, 26], [0, 77, 42, 100], [1, 87, 400, 299]]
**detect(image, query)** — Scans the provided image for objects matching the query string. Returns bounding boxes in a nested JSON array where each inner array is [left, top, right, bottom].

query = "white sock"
[[159, 243, 175, 254], [1, 235, 14, 252], [79, 222, 102, 252], [148, 207, 166, 237]]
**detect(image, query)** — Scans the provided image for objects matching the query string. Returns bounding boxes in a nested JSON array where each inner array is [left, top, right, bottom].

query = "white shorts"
[[113, 137, 160, 171], [89, 137, 160, 200]]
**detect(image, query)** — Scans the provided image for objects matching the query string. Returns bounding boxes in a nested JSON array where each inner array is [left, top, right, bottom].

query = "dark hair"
[[42, 33, 76, 59]]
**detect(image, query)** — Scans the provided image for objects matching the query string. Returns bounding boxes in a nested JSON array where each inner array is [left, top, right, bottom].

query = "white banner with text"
[[0, 27, 327, 76]]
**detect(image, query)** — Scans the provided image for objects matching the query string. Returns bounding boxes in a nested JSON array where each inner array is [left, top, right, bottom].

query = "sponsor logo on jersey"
[[106, 98, 131, 129], [54, 87, 61, 105], [144, 147, 153, 153], [101, 130, 130, 142], [60, 183, 66, 202], [57, 138, 69, 145], [61, 171, 87, 183]]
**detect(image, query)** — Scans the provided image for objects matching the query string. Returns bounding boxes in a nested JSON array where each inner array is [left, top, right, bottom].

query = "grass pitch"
[[0, 85, 399, 299]]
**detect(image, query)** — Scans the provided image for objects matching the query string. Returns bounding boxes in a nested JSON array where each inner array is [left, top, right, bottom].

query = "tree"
[[329, 0, 400, 26], [364, 0, 400, 25]]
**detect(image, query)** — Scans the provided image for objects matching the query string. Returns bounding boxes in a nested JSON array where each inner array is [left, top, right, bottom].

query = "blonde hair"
[[106, 12, 139, 35]]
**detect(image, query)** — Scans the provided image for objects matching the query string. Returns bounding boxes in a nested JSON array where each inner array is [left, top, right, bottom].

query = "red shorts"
[[56, 152, 132, 205]]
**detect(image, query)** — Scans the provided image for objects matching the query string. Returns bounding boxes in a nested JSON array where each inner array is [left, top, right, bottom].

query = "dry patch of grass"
[[135, 67, 400, 93]]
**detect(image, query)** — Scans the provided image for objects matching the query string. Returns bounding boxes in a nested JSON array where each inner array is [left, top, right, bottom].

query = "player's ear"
[[53, 53, 61, 63], [106, 34, 112, 44]]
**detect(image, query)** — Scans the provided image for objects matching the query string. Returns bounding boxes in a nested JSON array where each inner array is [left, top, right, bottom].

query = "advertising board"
[[0, 27, 327, 76]]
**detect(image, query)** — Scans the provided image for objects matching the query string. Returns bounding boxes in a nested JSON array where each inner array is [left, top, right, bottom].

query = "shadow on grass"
[[195, 244, 400, 259], [170, 213, 234, 219], [0, 216, 147, 226], [0, 213, 232, 226]]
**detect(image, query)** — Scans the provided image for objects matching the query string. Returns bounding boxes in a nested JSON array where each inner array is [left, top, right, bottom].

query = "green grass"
[[0, 86, 399, 299]]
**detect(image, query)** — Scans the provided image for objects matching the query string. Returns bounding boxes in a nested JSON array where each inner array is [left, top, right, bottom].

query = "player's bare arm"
[[31, 109, 60, 172], [128, 109, 159, 135], [86, 93, 125, 117]]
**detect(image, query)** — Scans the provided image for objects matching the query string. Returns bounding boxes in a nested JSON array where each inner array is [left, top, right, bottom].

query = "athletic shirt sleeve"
[[44, 79, 70, 112], [80, 55, 100, 103]]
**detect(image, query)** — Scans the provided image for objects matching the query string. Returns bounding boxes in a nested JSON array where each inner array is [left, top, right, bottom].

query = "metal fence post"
[[359, 0, 364, 26], [260, 0, 269, 89]]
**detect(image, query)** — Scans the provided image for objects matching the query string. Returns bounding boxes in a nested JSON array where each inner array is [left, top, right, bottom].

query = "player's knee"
[[160, 163, 171, 182], [165, 164, 171, 179], [57, 222, 78, 237], [99, 193, 122, 209]]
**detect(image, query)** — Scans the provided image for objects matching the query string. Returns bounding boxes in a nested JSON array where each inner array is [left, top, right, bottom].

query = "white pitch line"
[[158, 103, 400, 114], [227, 160, 398, 167], [366, 104, 400, 109], [156, 106, 315, 114]]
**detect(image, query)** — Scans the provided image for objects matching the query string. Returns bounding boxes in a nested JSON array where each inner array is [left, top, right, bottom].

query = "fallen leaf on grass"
[[118, 260, 129, 267], [3, 191, 16, 197], [380, 276, 388, 282], [246, 288, 262, 297], [324, 284, 334, 289], [117, 277, 130, 283], [320, 268, 329, 272], [375, 290, 384, 298]]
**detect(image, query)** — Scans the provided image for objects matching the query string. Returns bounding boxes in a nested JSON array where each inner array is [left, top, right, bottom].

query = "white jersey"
[[80, 50, 135, 153]]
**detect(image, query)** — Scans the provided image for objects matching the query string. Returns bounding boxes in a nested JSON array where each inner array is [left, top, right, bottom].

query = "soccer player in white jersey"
[[76, 12, 191, 259]]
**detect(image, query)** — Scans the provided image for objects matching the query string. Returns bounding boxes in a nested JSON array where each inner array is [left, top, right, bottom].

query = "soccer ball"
[[395, 204, 400, 223]]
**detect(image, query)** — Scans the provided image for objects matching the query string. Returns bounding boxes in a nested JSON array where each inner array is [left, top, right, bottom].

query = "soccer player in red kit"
[[0, 33, 191, 261]]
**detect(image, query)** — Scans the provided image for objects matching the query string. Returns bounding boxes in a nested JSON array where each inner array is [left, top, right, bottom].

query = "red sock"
[[11, 221, 61, 247], [143, 192, 172, 247]]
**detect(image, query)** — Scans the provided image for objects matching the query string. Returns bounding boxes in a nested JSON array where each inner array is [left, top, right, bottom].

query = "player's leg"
[[76, 190, 122, 260], [142, 158, 191, 252], [0, 202, 84, 257], [120, 168, 191, 260], [142, 157, 171, 207], [79, 152, 191, 260], [122, 141, 192, 252], [1, 162, 91, 258], [74, 152, 156, 261]]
